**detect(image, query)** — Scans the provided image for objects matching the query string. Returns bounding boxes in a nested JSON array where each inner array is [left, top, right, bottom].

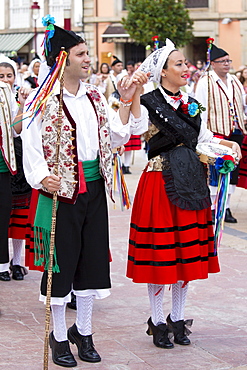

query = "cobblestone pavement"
[[1, 149, 247, 369]]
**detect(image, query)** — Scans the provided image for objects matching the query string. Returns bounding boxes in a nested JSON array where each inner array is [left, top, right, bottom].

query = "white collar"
[[210, 70, 233, 84], [53, 80, 87, 97], [158, 85, 188, 106]]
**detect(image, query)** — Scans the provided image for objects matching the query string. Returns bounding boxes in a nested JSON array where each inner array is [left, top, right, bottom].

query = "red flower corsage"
[[181, 103, 189, 115]]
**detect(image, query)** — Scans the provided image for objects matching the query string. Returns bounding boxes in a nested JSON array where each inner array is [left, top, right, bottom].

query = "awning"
[[101, 24, 132, 43], [0, 33, 34, 56]]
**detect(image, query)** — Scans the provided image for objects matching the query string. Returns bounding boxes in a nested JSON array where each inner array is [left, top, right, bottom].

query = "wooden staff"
[[43, 52, 66, 370]]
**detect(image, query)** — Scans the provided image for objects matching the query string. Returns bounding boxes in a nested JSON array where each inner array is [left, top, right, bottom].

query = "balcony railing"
[[185, 0, 208, 7]]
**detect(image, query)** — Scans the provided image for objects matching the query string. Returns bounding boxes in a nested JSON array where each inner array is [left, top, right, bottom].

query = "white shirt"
[[21, 81, 148, 189], [195, 70, 247, 124]]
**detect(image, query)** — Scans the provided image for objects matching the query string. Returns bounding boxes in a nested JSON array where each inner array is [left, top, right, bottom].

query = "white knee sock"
[[147, 283, 166, 326], [51, 303, 67, 342], [76, 295, 94, 336], [171, 281, 189, 322], [123, 151, 132, 167], [12, 239, 24, 265]]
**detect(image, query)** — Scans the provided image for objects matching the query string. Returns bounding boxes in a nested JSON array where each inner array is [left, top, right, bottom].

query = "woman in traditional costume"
[[126, 39, 241, 348], [0, 59, 28, 281]]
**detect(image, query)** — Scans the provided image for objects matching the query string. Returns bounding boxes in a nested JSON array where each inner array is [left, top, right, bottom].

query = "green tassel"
[[34, 226, 60, 273]]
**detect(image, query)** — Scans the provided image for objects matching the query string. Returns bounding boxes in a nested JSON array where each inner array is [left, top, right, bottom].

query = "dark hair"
[[162, 49, 178, 70], [240, 67, 247, 84], [0, 62, 15, 76], [100, 62, 110, 74], [126, 60, 135, 67]]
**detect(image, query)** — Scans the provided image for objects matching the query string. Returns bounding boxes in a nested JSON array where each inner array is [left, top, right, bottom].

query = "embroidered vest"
[[207, 74, 247, 137], [0, 82, 16, 174], [40, 84, 113, 204]]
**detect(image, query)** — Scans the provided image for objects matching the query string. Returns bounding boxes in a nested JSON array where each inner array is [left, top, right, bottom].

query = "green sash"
[[34, 158, 101, 272]]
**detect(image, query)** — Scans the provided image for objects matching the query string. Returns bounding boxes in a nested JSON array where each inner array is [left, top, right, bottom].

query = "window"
[[185, 0, 208, 7], [10, 0, 30, 29]]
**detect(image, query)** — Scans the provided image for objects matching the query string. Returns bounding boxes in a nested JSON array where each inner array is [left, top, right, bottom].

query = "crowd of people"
[[0, 15, 246, 368]]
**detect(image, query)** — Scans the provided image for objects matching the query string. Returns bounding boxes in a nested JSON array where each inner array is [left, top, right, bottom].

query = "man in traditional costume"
[[21, 17, 148, 368], [195, 43, 247, 222], [104, 56, 125, 101]]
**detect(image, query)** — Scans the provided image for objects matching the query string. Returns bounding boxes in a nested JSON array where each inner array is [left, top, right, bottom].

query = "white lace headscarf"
[[138, 38, 176, 84], [0, 54, 18, 85]]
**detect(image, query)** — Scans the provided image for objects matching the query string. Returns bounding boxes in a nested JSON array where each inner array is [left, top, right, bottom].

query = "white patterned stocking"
[[76, 295, 94, 336], [171, 281, 189, 322], [147, 283, 165, 325]]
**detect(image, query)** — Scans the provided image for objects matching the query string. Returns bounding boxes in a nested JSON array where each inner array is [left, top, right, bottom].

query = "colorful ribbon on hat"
[[25, 49, 68, 127]]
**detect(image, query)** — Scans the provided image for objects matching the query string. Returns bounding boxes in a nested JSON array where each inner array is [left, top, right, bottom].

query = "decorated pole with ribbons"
[[42, 49, 67, 370]]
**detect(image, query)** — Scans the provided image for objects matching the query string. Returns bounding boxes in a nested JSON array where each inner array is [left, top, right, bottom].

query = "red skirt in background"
[[25, 189, 43, 272], [8, 208, 29, 239], [124, 135, 141, 152], [237, 135, 247, 189], [126, 170, 220, 285]]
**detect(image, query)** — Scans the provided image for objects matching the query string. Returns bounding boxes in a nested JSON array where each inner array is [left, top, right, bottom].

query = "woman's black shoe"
[[224, 208, 237, 223], [0, 271, 11, 281], [146, 317, 174, 349], [166, 314, 192, 345], [49, 331, 77, 367], [9, 260, 28, 280], [68, 323, 101, 363], [122, 165, 132, 174]]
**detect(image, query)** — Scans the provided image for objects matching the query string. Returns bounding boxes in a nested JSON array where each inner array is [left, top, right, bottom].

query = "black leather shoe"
[[9, 260, 28, 280], [166, 314, 192, 345], [0, 271, 11, 281], [49, 331, 77, 367], [146, 317, 174, 349], [224, 208, 237, 223], [67, 292, 77, 310], [68, 324, 101, 363]]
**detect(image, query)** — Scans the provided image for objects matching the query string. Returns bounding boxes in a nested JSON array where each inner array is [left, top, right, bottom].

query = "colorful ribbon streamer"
[[113, 153, 131, 210]]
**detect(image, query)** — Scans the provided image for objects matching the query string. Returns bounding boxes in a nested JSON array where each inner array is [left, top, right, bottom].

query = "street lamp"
[[31, 1, 40, 54]]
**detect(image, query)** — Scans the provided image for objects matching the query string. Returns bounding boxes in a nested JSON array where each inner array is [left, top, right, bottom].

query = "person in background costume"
[[23, 58, 41, 88], [21, 16, 149, 368], [0, 63, 28, 281], [126, 39, 241, 350], [0, 59, 31, 280], [104, 56, 125, 101], [195, 43, 247, 223]]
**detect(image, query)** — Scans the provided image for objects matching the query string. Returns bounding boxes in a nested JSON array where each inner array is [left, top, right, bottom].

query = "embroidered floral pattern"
[[41, 85, 114, 202]]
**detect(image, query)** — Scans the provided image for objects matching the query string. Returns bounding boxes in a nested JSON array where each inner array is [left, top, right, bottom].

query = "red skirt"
[[237, 135, 247, 189], [124, 135, 141, 151], [126, 170, 220, 284]]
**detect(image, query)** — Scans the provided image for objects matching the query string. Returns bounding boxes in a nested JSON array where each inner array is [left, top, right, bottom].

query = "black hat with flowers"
[[42, 14, 84, 67], [210, 44, 228, 61]]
